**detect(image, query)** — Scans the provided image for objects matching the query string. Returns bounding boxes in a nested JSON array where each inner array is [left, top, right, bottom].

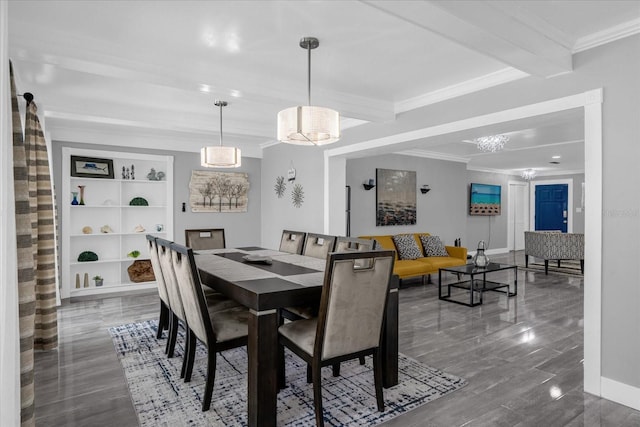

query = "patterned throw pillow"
[[392, 234, 423, 260], [420, 235, 449, 257]]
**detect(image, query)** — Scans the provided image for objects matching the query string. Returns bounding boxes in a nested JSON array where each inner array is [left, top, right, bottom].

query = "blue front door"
[[535, 184, 568, 232]]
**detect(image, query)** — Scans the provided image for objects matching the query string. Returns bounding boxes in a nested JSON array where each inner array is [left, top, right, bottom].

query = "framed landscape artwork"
[[376, 168, 416, 226], [469, 183, 501, 215], [189, 171, 250, 212]]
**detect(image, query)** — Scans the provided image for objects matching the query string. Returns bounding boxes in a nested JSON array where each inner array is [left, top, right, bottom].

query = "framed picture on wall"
[[376, 168, 417, 226], [70, 156, 115, 179]]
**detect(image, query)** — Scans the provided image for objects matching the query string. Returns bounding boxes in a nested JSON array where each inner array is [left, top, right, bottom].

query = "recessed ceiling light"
[[552, 155, 561, 159]]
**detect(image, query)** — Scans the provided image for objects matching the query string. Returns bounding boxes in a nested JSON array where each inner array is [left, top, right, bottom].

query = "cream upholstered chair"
[[279, 230, 306, 254], [185, 228, 226, 250], [278, 250, 395, 427], [146, 235, 171, 339], [170, 242, 249, 411], [302, 233, 337, 259], [334, 236, 376, 252]]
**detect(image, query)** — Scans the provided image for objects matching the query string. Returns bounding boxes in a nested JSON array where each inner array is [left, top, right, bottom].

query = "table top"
[[195, 248, 328, 312], [440, 262, 517, 275]]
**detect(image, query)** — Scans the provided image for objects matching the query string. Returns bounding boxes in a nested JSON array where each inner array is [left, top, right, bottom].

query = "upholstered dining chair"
[[170, 242, 249, 411], [146, 235, 171, 339], [334, 236, 376, 252], [302, 233, 337, 259], [185, 228, 226, 250], [278, 250, 395, 427], [279, 230, 306, 254]]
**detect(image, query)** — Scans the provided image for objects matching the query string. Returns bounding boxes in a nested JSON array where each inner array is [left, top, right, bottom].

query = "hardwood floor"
[[34, 251, 640, 426]]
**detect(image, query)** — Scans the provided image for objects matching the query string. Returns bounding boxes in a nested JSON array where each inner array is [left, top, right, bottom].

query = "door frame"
[[507, 180, 529, 251], [529, 178, 573, 233]]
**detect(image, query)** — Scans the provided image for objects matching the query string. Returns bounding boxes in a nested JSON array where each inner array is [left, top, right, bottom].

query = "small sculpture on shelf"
[[71, 191, 79, 205], [82, 226, 93, 234], [93, 275, 103, 287], [122, 166, 126, 180], [78, 185, 86, 205], [131, 164, 135, 180], [127, 250, 141, 258], [134, 224, 145, 233], [100, 225, 113, 233], [146, 168, 165, 181]]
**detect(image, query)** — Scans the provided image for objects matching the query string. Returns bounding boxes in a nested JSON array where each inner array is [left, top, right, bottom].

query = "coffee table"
[[438, 262, 517, 307]]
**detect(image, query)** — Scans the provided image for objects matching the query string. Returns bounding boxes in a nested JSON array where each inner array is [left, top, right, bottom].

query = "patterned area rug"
[[108, 320, 467, 426], [518, 259, 583, 277]]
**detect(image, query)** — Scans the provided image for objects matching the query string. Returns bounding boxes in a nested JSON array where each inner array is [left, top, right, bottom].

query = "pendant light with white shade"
[[201, 100, 241, 168], [277, 37, 340, 145]]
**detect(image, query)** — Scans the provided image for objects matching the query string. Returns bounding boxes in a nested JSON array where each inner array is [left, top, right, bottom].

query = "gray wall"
[[465, 170, 516, 251], [346, 154, 467, 245], [260, 143, 325, 250], [52, 141, 262, 248], [333, 35, 640, 388]]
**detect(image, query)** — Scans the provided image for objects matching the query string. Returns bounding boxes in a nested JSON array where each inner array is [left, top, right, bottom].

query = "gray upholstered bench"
[[524, 231, 584, 275]]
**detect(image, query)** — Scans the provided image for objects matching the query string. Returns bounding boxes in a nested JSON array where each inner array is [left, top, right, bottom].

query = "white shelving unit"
[[61, 148, 173, 299]]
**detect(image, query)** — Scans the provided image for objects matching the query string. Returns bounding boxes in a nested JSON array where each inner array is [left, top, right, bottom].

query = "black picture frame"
[[70, 156, 114, 179]]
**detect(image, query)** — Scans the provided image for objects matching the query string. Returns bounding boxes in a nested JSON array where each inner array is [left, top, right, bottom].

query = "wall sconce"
[[420, 185, 431, 194], [363, 179, 375, 190]]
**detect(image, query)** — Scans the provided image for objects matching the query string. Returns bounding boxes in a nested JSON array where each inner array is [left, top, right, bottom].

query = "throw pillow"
[[420, 235, 449, 257], [392, 234, 422, 260]]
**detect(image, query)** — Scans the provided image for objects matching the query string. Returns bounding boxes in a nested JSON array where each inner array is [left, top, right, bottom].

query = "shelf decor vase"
[[473, 240, 490, 268], [71, 192, 79, 205], [78, 185, 86, 205]]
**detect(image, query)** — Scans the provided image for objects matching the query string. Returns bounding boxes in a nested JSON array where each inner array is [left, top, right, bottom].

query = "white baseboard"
[[468, 247, 509, 257], [601, 377, 640, 411]]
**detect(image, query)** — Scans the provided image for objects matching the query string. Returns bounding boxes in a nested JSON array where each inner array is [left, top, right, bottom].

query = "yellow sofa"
[[359, 233, 467, 281]]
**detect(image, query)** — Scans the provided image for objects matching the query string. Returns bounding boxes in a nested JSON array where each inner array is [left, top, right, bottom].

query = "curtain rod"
[[18, 92, 34, 105]]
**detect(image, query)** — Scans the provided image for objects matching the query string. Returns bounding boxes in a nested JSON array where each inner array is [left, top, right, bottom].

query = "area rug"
[[518, 259, 583, 277], [109, 320, 467, 427]]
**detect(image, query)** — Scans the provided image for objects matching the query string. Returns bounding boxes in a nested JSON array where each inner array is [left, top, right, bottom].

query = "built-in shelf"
[[62, 148, 174, 299]]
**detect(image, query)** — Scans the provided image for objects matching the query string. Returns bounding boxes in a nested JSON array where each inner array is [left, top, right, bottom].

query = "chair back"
[[334, 237, 375, 252], [156, 237, 186, 321], [170, 242, 214, 346], [302, 233, 337, 259], [185, 228, 226, 250], [146, 235, 170, 309], [279, 230, 306, 254], [315, 251, 395, 361]]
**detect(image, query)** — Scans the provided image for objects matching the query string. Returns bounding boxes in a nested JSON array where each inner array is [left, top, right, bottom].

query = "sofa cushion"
[[392, 234, 422, 260], [393, 260, 430, 278], [416, 256, 466, 270], [420, 235, 449, 257]]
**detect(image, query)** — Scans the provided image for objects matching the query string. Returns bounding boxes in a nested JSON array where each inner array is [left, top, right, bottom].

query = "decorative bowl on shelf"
[[129, 197, 149, 206], [77, 251, 98, 262]]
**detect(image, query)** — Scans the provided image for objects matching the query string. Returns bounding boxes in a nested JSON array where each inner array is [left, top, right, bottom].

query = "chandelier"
[[201, 100, 241, 168], [475, 134, 509, 152], [521, 169, 537, 180], [277, 37, 340, 145]]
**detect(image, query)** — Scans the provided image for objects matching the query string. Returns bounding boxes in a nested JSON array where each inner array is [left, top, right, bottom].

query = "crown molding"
[[397, 149, 470, 164], [466, 165, 517, 175], [395, 67, 529, 114], [573, 18, 640, 53]]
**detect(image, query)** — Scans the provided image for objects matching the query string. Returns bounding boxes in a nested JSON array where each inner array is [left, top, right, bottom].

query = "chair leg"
[[157, 301, 169, 339], [277, 344, 286, 390], [525, 254, 529, 268], [312, 361, 324, 427], [166, 314, 179, 357], [307, 364, 313, 383], [557, 260, 561, 268], [181, 328, 192, 379], [202, 344, 217, 412], [580, 259, 584, 274], [184, 330, 197, 382], [544, 260, 549, 275], [332, 363, 340, 377], [372, 349, 385, 412], [359, 356, 366, 365]]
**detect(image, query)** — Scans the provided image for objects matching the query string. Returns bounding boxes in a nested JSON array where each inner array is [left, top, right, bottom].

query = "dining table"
[[195, 246, 399, 427]]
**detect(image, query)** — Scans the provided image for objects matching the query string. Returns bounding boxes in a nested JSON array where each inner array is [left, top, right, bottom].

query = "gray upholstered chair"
[[302, 233, 337, 259], [146, 235, 170, 340], [170, 242, 249, 411], [185, 228, 226, 250], [524, 231, 584, 274], [278, 250, 396, 427], [279, 230, 306, 254], [334, 236, 376, 252]]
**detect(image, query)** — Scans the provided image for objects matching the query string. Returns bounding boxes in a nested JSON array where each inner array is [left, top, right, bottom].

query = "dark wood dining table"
[[195, 247, 399, 427]]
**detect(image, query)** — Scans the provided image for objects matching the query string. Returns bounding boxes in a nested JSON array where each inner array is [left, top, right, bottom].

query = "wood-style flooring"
[[34, 251, 640, 426]]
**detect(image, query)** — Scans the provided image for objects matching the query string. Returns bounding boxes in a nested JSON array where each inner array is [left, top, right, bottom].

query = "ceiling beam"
[[362, 0, 573, 77]]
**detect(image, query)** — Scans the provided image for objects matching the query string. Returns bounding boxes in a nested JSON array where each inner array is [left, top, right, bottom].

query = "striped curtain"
[[10, 61, 58, 427]]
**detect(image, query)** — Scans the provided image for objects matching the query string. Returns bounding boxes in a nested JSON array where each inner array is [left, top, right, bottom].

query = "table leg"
[[470, 273, 475, 306], [513, 266, 518, 296], [382, 276, 399, 388], [247, 309, 278, 427]]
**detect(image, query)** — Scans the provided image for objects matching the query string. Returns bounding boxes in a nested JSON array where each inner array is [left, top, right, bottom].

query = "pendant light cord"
[[307, 42, 312, 106], [219, 102, 223, 147]]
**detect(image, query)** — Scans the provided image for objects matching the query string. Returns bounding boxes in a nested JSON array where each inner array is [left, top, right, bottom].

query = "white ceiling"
[[7, 1, 640, 174]]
